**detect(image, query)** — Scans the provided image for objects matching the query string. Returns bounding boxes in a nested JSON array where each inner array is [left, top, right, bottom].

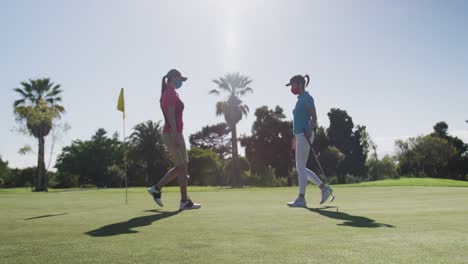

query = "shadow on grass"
[[24, 213, 68, 220], [306, 206, 395, 228], [85, 210, 180, 237], [50, 188, 98, 193]]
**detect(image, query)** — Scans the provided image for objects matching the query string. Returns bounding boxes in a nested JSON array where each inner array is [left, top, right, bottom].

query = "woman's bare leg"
[[178, 164, 188, 201], [157, 167, 179, 189]]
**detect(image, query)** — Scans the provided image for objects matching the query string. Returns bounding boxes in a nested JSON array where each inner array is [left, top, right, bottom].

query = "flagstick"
[[117, 87, 127, 205], [123, 116, 128, 205]]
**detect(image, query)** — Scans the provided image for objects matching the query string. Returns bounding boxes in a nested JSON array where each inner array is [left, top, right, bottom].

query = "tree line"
[[1, 76, 467, 189]]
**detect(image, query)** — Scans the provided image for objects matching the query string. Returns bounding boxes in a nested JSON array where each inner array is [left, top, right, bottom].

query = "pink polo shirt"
[[161, 84, 184, 134]]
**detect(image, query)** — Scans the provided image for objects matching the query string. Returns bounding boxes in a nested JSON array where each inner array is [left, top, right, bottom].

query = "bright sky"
[[1, 0, 467, 169]]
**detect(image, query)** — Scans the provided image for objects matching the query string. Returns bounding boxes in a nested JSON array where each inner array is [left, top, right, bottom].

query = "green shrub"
[[189, 148, 222, 186], [327, 176, 338, 185], [52, 172, 79, 188], [246, 166, 289, 187], [345, 174, 362, 184]]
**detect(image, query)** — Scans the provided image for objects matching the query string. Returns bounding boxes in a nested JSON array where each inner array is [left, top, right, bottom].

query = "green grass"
[[345, 177, 468, 187], [1, 181, 468, 263]]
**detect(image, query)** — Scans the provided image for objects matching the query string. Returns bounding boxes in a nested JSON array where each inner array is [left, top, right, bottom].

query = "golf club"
[[304, 135, 336, 202]]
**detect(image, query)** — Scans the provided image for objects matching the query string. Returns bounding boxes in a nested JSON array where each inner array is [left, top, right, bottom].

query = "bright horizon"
[[1, 0, 467, 169]]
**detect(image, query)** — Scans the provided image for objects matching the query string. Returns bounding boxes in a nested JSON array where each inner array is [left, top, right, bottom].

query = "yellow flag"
[[117, 88, 125, 119]]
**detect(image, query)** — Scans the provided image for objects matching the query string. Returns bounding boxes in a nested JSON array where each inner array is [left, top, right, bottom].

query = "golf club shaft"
[[311, 148, 328, 183], [305, 136, 336, 201], [304, 136, 328, 183]]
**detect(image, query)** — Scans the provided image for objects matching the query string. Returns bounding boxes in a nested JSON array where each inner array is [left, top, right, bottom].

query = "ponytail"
[[160, 75, 167, 111], [287, 74, 310, 90], [161, 75, 168, 97], [304, 74, 310, 88]]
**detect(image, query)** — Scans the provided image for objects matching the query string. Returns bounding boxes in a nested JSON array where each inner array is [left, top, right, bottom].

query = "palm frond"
[[20, 82, 33, 94], [40, 78, 52, 94], [238, 87, 253, 96], [46, 85, 63, 98], [13, 88, 29, 98], [46, 97, 62, 105], [212, 78, 232, 93], [30, 79, 41, 94], [239, 104, 249, 117], [13, 99, 26, 107], [45, 97, 62, 107], [241, 79, 253, 87], [53, 104, 65, 113], [27, 96, 38, 104], [155, 120, 162, 130], [209, 89, 220, 95]]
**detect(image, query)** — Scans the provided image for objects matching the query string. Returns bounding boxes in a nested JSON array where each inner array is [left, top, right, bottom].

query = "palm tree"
[[13, 78, 64, 191], [130, 121, 166, 185], [210, 73, 253, 186]]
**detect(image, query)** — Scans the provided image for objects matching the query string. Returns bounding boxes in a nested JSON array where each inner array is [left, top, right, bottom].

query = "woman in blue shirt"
[[286, 74, 333, 207]]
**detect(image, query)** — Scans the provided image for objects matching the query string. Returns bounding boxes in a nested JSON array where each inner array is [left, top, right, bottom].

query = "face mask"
[[291, 87, 300, 95], [175, 79, 183, 89]]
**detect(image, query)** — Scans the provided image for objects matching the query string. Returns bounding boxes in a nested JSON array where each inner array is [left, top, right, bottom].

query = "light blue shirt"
[[293, 91, 315, 135]]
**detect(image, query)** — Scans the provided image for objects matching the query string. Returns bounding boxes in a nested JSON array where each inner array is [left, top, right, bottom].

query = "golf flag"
[[117, 88, 125, 119], [117, 87, 128, 204]]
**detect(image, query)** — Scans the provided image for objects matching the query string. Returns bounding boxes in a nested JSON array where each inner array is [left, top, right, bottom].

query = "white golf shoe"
[[179, 198, 201, 210], [320, 185, 333, 204], [147, 185, 163, 207], [287, 197, 307, 208]]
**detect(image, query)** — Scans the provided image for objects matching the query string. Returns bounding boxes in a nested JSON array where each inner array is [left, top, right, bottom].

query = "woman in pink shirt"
[[148, 69, 201, 210]]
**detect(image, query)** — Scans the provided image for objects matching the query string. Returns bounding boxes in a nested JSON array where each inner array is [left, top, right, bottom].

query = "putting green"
[[1, 183, 467, 263]]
